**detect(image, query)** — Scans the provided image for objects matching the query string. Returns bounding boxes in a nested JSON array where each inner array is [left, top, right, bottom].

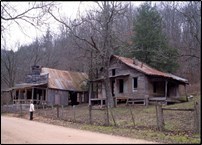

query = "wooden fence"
[[156, 102, 200, 133]]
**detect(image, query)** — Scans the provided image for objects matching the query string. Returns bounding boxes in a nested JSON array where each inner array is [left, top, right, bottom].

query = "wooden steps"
[[126, 98, 147, 106]]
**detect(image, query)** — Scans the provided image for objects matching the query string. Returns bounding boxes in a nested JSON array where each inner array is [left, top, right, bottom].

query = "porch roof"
[[10, 82, 47, 90], [91, 74, 130, 82], [109, 73, 130, 78]]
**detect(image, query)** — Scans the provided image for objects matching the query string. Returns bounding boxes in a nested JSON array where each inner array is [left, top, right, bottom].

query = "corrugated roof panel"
[[41, 67, 88, 91], [167, 73, 188, 84], [55, 79, 65, 90]]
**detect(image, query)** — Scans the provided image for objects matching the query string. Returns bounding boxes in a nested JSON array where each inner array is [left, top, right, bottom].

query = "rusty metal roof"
[[41, 67, 88, 91], [167, 73, 188, 84], [112, 55, 188, 84]]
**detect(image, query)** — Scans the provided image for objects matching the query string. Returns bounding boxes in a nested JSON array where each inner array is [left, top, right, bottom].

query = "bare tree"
[[1, 2, 57, 91], [48, 2, 129, 108], [1, 49, 18, 89], [159, 1, 201, 83], [1, 2, 56, 38]]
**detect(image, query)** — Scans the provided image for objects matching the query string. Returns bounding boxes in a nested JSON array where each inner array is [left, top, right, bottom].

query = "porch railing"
[[13, 99, 47, 105]]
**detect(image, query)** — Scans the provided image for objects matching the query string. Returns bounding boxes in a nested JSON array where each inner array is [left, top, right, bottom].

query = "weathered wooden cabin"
[[9, 66, 88, 106], [90, 55, 189, 106]]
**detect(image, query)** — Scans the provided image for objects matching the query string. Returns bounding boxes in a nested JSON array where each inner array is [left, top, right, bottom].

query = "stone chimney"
[[31, 65, 41, 75]]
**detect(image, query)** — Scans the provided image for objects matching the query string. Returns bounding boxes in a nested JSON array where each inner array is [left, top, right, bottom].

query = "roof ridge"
[[112, 55, 188, 83], [42, 67, 86, 74], [113, 55, 163, 73]]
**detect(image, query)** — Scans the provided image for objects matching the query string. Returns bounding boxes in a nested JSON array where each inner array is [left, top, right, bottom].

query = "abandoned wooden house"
[[90, 55, 189, 106], [8, 66, 88, 106]]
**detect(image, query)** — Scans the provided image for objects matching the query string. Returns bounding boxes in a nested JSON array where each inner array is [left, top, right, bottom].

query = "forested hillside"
[[1, 2, 200, 95]]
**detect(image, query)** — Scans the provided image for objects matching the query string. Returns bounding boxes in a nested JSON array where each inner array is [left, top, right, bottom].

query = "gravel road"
[[1, 116, 158, 144]]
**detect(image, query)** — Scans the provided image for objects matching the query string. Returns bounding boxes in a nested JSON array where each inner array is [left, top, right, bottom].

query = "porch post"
[[32, 87, 34, 101], [89, 81, 92, 106], [144, 77, 148, 106], [184, 85, 188, 102], [46, 88, 48, 102], [42, 89, 44, 102], [101, 98, 103, 107], [37, 94, 39, 105], [82, 91, 84, 103], [19, 89, 21, 104], [165, 80, 168, 99], [13, 90, 16, 104], [25, 89, 27, 103]]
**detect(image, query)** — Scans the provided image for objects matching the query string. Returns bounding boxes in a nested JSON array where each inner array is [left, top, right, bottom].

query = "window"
[[119, 79, 124, 93], [112, 69, 116, 76], [153, 82, 157, 93], [133, 77, 138, 89]]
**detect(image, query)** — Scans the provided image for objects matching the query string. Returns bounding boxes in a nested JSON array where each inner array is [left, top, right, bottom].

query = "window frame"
[[119, 79, 124, 93], [132, 77, 138, 91], [112, 69, 116, 76]]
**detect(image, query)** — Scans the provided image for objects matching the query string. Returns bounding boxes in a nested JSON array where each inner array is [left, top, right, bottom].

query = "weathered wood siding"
[[146, 78, 180, 98], [109, 58, 149, 99], [146, 78, 165, 97], [97, 57, 181, 100], [168, 83, 180, 98], [109, 58, 132, 77], [76, 92, 88, 103], [47, 89, 69, 105], [129, 68, 149, 97]]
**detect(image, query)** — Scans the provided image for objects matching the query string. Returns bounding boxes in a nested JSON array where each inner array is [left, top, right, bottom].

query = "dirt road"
[[1, 116, 157, 144]]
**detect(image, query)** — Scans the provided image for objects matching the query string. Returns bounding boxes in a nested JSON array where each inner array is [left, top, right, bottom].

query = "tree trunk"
[[104, 77, 114, 107]]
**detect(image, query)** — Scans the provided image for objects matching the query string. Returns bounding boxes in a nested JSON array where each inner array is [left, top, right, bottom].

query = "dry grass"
[[2, 95, 201, 144]]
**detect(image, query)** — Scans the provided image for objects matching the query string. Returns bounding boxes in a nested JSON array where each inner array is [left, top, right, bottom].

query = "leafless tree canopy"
[[1, 1, 201, 94], [1, 2, 56, 39]]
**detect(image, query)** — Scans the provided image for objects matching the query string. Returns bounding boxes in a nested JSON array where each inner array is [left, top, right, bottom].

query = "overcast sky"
[[2, 1, 145, 51]]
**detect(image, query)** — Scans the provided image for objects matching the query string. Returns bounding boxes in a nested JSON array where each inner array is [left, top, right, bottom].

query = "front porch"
[[148, 77, 189, 104], [12, 83, 48, 105]]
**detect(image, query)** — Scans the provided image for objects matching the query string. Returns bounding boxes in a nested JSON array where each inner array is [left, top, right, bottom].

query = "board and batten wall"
[[47, 89, 69, 105]]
